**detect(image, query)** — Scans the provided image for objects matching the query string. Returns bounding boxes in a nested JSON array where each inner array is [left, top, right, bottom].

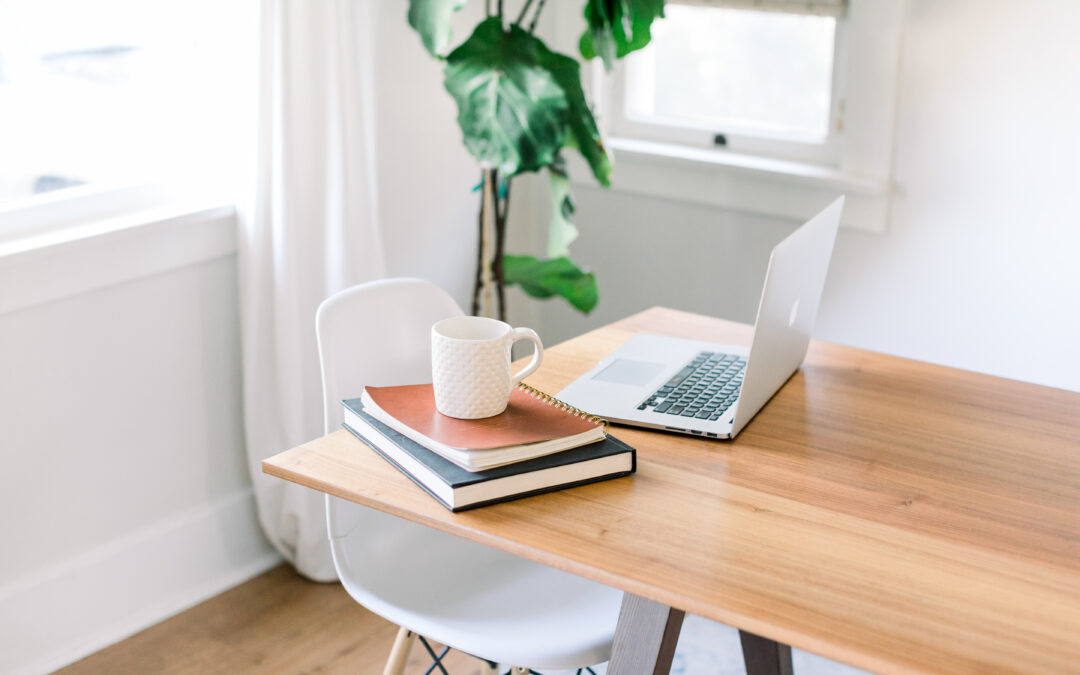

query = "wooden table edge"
[[260, 306, 1080, 675], [262, 447, 923, 675]]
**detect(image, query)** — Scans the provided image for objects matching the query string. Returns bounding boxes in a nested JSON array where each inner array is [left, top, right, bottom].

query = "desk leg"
[[739, 630, 794, 675], [606, 593, 685, 675]]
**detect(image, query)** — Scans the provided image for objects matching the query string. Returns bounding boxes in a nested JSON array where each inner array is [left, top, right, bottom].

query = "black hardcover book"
[[342, 399, 636, 512]]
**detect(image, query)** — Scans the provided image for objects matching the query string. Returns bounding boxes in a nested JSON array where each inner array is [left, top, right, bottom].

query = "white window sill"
[[0, 200, 238, 316], [567, 137, 891, 233]]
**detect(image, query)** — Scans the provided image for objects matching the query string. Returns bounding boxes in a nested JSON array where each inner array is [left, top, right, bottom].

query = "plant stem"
[[515, 0, 536, 26], [471, 171, 485, 316], [528, 0, 549, 33], [469, 169, 502, 318], [497, 0, 503, 20], [485, 0, 492, 18], [483, 169, 498, 316], [494, 177, 511, 321]]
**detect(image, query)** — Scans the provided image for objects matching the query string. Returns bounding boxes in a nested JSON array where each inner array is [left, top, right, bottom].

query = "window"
[[0, 0, 254, 235], [560, 0, 905, 233], [612, 2, 845, 164]]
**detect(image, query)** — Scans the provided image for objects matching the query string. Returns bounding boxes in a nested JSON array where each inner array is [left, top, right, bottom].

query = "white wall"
[[0, 216, 279, 674], [537, 0, 1080, 394], [374, 0, 546, 330], [816, 0, 1080, 391], [374, 1, 480, 306]]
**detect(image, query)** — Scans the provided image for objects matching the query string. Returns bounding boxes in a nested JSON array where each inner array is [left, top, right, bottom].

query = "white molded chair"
[[316, 278, 623, 673]]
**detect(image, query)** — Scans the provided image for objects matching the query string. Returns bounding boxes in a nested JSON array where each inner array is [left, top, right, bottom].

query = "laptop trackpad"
[[593, 359, 666, 386]]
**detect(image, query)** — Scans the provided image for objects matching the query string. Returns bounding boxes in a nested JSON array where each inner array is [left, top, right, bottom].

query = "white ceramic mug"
[[431, 316, 544, 419]]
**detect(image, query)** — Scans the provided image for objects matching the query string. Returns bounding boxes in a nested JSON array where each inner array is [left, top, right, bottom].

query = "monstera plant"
[[408, 0, 665, 318]]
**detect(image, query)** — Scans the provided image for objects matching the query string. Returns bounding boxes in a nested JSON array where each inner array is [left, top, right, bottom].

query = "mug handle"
[[508, 327, 544, 388]]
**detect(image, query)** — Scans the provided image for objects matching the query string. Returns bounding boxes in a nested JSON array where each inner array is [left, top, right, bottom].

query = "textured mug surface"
[[431, 316, 543, 419]]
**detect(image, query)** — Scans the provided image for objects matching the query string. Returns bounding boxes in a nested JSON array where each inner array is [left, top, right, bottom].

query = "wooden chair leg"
[[382, 627, 417, 675]]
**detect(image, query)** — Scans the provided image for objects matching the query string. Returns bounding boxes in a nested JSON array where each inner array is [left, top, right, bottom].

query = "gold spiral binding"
[[517, 381, 609, 429]]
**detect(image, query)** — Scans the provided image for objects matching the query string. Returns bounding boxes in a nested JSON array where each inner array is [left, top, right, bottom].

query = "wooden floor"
[[58, 564, 489, 675]]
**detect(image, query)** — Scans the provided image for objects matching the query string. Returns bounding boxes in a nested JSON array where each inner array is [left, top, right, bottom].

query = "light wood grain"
[[382, 627, 417, 675], [57, 565, 488, 675], [264, 307, 1080, 675]]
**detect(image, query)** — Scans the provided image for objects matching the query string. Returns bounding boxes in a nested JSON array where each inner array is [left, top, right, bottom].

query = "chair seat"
[[317, 279, 622, 672], [329, 500, 623, 669]]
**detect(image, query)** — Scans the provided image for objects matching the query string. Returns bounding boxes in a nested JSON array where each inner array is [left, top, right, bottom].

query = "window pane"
[[626, 5, 836, 141], [0, 0, 253, 206]]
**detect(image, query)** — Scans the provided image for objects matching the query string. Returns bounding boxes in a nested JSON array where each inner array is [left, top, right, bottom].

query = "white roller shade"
[[670, 0, 847, 18]]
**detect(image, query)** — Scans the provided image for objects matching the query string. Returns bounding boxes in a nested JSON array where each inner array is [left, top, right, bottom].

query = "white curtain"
[[239, 0, 385, 581]]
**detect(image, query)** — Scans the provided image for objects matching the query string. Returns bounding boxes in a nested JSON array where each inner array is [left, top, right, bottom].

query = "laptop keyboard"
[[637, 351, 746, 421]]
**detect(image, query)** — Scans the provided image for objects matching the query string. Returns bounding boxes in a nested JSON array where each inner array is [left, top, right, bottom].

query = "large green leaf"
[[546, 156, 578, 258], [535, 45, 612, 186], [445, 18, 570, 176], [580, 0, 624, 71], [580, 0, 665, 71], [408, 0, 467, 58], [504, 254, 598, 314]]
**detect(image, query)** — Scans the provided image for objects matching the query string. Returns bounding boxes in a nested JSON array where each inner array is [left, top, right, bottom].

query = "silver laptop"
[[558, 197, 844, 439]]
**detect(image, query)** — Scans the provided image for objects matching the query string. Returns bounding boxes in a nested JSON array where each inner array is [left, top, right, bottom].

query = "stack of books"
[[342, 383, 636, 511]]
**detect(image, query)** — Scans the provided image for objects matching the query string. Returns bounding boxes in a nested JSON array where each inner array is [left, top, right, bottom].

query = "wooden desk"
[[264, 307, 1080, 675]]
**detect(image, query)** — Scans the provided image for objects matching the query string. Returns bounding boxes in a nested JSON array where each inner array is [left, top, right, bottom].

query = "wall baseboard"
[[1, 488, 282, 675]]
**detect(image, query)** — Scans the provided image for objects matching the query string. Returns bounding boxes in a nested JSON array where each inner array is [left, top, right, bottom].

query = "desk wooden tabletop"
[[264, 307, 1080, 675]]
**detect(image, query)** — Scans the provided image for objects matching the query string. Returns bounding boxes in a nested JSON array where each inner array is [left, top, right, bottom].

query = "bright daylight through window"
[[0, 0, 252, 211], [613, 2, 842, 162]]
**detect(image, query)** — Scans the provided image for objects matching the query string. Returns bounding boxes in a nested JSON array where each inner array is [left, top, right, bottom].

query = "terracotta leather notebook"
[[363, 383, 601, 449], [342, 401, 634, 511], [358, 383, 607, 472]]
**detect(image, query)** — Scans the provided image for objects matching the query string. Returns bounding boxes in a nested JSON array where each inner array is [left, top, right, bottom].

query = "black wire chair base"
[[414, 642, 598, 675], [418, 635, 451, 675]]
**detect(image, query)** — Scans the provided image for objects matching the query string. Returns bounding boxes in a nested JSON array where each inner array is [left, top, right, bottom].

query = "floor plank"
[[58, 563, 866, 675], [57, 564, 486, 675]]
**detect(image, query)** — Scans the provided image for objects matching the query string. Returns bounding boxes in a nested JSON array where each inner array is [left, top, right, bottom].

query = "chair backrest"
[[316, 278, 465, 434]]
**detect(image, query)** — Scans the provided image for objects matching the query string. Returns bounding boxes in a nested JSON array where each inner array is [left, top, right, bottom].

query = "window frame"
[[0, 0, 255, 248], [606, 3, 849, 166], [0, 182, 175, 244], [549, 0, 906, 234]]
